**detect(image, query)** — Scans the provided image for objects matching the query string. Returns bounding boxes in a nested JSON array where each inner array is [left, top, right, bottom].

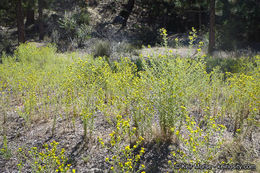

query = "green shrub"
[[115, 42, 139, 55], [76, 24, 92, 47], [73, 8, 90, 25], [93, 40, 111, 58], [14, 42, 57, 66], [59, 11, 77, 35], [205, 56, 257, 74], [58, 9, 91, 48]]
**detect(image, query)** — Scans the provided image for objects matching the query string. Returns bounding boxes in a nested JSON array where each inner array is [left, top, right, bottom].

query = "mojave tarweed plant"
[[189, 27, 197, 47], [0, 43, 69, 125], [160, 28, 168, 48], [17, 141, 75, 173], [98, 115, 146, 173], [0, 36, 259, 172], [168, 106, 226, 172]]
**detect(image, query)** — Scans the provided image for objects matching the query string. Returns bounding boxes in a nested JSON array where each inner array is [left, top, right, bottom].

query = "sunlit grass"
[[0, 38, 259, 172]]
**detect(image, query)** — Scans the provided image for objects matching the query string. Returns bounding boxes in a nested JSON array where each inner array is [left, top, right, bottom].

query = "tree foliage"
[[0, 0, 259, 51]]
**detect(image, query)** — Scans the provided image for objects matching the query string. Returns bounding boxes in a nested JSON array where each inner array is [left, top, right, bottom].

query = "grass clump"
[[93, 40, 111, 58]]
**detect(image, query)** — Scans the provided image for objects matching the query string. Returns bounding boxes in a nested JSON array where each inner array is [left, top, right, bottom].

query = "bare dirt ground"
[[1, 97, 260, 172], [0, 108, 178, 172], [141, 47, 199, 58]]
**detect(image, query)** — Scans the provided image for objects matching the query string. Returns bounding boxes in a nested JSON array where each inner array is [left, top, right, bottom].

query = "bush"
[[73, 8, 90, 25], [116, 42, 138, 54], [111, 42, 140, 59], [205, 56, 257, 74], [206, 57, 240, 73], [13, 43, 57, 65], [93, 40, 111, 58], [57, 9, 91, 49]]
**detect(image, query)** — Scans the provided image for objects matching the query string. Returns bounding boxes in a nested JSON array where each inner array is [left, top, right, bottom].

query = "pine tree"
[[208, 0, 215, 54], [16, 0, 25, 44]]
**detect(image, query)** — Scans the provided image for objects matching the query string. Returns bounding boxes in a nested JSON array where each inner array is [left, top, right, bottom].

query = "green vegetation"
[[58, 8, 92, 48], [0, 37, 259, 172], [1, 0, 259, 53], [0, 135, 12, 160], [1, 0, 259, 171], [205, 56, 257, 74], [98, 115, 146, 173], [93, 40, 111, 58], [17, 141, 74, 173]]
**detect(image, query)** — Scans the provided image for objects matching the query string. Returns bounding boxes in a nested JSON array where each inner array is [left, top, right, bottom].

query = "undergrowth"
[[0, 29, 259, 172]]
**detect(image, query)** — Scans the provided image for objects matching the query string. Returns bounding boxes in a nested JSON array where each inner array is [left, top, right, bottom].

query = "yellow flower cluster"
[[98, 114, 146, 173], [17, 141, 75, 173]]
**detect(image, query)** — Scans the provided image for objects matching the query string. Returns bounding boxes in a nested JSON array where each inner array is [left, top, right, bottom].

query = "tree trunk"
[[25, 7, 35, 26], [38, 0, 44, 40], [119, 0, 135, 27], [208, 0, 215, 54], [199, 6, 202, 30], [16, 0, 25, 44]]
